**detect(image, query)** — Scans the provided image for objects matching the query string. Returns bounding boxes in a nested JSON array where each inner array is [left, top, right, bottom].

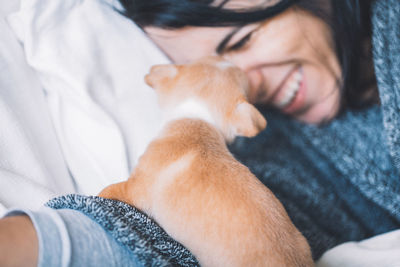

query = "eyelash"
[[227, 32, 253, 52]]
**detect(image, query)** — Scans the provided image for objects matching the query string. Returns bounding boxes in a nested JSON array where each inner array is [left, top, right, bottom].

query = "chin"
[[295, 90, 341, 124], [296, 115, 332, 125], [295, 104, 340, 125]]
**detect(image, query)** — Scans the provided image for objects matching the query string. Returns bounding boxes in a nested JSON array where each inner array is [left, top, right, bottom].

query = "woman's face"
[[145, 6, 341, 124]]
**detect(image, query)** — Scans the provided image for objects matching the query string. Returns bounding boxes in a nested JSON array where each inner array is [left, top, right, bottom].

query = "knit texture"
[[372, 0, 400, 174], [47, 0, 400, 263], [230, 107, 400, 259], [229, 0, 400, 258], [46, 195, 199, 267]]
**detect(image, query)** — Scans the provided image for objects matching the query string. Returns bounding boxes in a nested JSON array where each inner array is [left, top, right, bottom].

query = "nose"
[[244, 69, 264, 103], [222, 53, 261, 91], [224, 52, 303, 104], [221, 55, 263, 103]]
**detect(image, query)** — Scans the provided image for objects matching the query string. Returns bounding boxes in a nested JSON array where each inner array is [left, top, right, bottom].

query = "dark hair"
[[296, 0, 378, 110], [117, 0, 378, 110]]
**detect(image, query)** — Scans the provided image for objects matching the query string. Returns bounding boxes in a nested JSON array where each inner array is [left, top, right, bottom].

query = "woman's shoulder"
[[371, 0, 400, 173]]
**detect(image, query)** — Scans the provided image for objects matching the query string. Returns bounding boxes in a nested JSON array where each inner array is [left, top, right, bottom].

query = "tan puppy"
[[99, 57, 313, 267]]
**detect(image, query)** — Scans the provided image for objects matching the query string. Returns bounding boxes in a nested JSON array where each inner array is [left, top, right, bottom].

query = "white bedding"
[[6, 0, 169, 195], [317, 229, 400, 267], [0, 2, 75, 214], [1, 0, 399, 265]]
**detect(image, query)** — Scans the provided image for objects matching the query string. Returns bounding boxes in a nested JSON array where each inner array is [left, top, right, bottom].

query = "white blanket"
[[7, 0, 169, 196], [317, 229, 400, 267], [0, 12, 74, 214]]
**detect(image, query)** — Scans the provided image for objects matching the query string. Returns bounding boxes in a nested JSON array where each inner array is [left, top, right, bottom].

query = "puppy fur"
[[99, 56, 313, 267]]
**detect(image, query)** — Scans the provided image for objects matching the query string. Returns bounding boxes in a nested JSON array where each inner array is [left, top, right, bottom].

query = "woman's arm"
[[0, 215, 38, 267], [0, 208, 140, 267]]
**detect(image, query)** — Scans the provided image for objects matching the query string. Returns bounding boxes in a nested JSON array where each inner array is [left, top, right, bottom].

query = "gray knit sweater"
[[47, 0, 400, 264]]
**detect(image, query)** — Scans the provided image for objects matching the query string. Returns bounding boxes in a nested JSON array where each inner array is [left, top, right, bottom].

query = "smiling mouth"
[[276, 67, 303, 109], [250, 65, 305, 110], [260, 65, 304, 113]]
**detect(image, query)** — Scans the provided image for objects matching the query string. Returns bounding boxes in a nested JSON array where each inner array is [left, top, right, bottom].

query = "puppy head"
[[145, 56, 266, 141]]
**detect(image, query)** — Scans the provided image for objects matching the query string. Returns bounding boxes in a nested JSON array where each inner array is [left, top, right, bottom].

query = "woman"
[[1, 0, 399, 265]]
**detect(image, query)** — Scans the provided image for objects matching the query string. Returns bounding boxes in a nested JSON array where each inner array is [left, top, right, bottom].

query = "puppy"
[[99, 57, 313, 267]]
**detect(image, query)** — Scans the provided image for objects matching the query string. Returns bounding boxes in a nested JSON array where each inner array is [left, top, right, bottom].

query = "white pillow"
[[8, 0, 170, 195]]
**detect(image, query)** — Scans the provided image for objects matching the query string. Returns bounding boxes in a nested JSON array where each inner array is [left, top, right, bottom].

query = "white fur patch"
[[216, 60, 234, 70], [152, 153, 195, 203], [164, 98, 216, 127]]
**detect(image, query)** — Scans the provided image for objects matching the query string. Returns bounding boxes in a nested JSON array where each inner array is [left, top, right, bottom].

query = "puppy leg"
[[98, 181, 128, 201], [98, 177, 150, 213]]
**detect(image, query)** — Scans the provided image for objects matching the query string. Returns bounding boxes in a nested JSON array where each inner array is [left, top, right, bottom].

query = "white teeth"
[[277, 69, 303, 108], [294, 71, 303, 81]]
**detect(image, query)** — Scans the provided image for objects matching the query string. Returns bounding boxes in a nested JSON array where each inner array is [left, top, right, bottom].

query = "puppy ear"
[[232, 102, 267, 137], [145, 64, 178, 88]]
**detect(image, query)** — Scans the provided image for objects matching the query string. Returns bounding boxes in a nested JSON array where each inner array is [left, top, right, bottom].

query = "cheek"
[[296, 65, 341, 123]]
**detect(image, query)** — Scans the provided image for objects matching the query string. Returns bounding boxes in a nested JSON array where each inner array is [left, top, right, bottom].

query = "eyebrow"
[[216, 27, 242, 54]]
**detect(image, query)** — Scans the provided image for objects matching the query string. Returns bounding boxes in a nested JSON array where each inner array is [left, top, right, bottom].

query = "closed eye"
[[225, 31, 254, 52], [216, 26, 257, 54]]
